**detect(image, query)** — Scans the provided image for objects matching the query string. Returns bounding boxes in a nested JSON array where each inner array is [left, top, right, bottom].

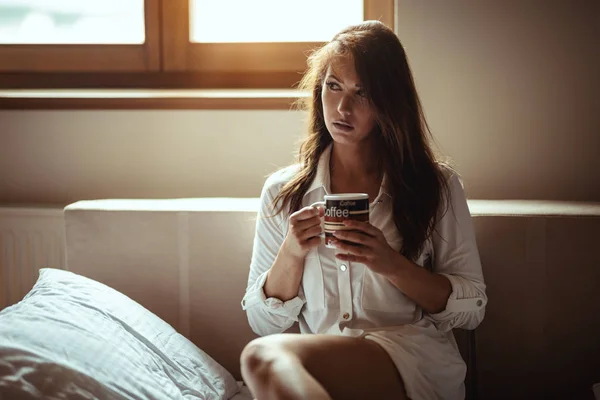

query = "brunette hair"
[[273, 20, 451, 261]]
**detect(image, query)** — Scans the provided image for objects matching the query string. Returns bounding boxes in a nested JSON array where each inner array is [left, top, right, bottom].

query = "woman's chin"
[[329, 130, 369, 146]]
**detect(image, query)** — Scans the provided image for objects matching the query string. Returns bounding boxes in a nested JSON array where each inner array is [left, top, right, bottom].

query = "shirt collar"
[[304, 143, 391, 199]]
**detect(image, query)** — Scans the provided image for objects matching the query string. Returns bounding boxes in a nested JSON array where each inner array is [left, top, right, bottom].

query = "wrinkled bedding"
[[0, 268, 240, 399]]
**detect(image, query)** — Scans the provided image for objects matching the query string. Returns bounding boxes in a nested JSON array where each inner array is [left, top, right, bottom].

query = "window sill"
[[0, 89, 309, 110]]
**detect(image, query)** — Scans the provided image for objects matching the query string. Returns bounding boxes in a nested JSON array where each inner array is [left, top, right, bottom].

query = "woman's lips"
[[333, 121, 354, 132]]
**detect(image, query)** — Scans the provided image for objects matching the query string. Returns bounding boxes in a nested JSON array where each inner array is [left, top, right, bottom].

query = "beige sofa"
[[64, 199, 600, 400]]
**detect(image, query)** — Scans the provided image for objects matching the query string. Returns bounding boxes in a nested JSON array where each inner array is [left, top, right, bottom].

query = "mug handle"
[[309, 201, 326, 238], [310, 201, 325, 209]]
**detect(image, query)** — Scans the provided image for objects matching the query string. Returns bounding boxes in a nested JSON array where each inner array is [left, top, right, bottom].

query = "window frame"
[[161, 0, 395, 89], [0, 0, 395, 108]]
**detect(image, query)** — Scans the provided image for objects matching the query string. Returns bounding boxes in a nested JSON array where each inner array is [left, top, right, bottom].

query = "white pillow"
[[0, 268, 240, 400]]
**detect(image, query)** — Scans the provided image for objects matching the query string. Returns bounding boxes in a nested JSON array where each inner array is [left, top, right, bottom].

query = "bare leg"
[[241, 339, 332, 400], [240, 333, 407, 400]]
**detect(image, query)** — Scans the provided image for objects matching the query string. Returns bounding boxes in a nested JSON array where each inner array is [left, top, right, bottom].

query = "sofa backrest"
[[64, 199, 600, 399]]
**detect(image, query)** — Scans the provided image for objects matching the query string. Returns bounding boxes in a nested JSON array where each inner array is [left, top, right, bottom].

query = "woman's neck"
[[329, 142, 381, 180], [329, 142, 383, 197]]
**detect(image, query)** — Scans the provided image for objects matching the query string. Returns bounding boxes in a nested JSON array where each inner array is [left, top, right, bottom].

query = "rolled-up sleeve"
[[241, 179, 306, 336], [428, 173, 487, 332]]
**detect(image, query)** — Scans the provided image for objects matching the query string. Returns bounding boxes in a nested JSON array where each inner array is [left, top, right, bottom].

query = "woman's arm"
[[263, 242, 305, 301], [378, 172, 488, 330], [332, 172, 486, 331], [263, 204, 324, 301], [383, 256, 452, 314], [424, 173, 487, 331], [242, 176, 324, 336], [332, 224, 452, 314], [242, 180, 305, 336]]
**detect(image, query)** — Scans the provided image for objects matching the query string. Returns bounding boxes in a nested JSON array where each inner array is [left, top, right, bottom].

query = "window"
[[190, 0, 364, 43], [0, 0, 159, 72], [163, 0, 394, 88], [0, 0, 394, 107], [0, 1, 145, 44]]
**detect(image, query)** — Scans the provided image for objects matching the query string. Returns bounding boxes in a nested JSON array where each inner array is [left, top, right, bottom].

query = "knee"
[[240, 336, 281, 379]]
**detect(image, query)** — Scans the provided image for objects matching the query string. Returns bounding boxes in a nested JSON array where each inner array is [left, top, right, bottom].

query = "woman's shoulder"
[[436, 161, 459, 181], [434, 162, 467, 211], [435, 161, 463, 190], [262, 164, 302, 195]]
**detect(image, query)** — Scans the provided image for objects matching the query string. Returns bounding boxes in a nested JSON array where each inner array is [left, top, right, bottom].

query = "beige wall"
[[0, 110, 304, 206], [397, 0, 600, 202], [1, 1, 599, 206]]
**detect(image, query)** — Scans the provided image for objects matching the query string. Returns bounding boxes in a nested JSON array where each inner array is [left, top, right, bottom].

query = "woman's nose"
[[337, 95, 352, 116]]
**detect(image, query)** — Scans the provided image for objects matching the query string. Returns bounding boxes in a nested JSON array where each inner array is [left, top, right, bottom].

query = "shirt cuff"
[[439, 273, 487, 313], [241, 271, 305, 318]]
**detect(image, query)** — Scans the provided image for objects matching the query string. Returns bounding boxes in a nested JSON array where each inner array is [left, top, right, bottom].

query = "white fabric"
[[230, 382, 253, 400], [0, 268, 240, 400], [241, 144, 487, 400]]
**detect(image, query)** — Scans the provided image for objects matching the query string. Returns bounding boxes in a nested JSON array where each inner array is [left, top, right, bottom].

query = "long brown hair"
[[273, 20, 451, 261]]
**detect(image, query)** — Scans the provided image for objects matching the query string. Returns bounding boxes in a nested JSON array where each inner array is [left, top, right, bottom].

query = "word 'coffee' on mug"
[[311, 193, 370, 249]]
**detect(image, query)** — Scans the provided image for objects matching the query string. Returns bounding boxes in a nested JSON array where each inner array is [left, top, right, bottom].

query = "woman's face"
[[321, 55, 376, 146]]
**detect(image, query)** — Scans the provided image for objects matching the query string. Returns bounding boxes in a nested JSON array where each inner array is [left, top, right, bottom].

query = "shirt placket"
[[336, 197, 385, 325], [337, 258, 353, 322]]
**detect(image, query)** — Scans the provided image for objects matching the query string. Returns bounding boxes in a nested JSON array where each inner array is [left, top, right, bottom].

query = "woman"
[[240, 20, 486, 400]]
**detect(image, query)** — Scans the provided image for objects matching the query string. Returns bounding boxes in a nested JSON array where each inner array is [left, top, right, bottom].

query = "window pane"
[[190, 0, 363, 43], [0, 0, 145, 44]]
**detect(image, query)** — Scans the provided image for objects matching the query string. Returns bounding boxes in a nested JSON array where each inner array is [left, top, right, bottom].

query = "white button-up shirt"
[[242, 145, 487, 338]]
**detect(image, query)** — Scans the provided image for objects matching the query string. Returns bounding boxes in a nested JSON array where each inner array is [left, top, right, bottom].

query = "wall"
[[397, 0, 600, 201], [0, 110, 304, 205], [1, 1, 599, 206]]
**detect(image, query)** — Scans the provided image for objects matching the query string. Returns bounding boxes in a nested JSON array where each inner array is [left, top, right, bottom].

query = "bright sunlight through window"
[[0, 0, 145, 44], [190, 0, 364, 43]]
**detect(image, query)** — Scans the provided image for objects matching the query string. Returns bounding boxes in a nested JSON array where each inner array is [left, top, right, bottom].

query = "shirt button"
[[340, 264, 347, 271], [342, 312, 350, 320], [476, 299, 483, 307]]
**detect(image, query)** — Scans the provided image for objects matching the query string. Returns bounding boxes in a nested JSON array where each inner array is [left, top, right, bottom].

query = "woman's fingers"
[[332, 230, 374, 246], [289, 206, 320, 224], [291, 216, 322, 233], [342, 220, 382, 238], [330, 239, 368, 256], [290, 207, 323, 231], [285, 206, 324, 256], [299, 224, 323, 241], [335, 252, 368, 264]]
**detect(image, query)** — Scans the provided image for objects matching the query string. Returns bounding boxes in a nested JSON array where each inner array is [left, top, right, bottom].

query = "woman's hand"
[[282, 206, 324, 261], [331, 220, 400, 277]]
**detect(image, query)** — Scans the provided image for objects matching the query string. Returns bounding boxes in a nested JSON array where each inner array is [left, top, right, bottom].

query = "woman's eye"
[[356, 90, 366, 98], [326, 82, 340, 91]]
